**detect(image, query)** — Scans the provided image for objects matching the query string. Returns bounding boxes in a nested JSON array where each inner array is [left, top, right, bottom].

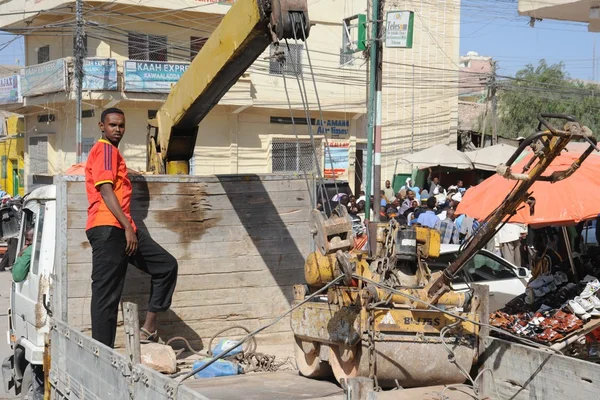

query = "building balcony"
[[519, 0, 600, 31]]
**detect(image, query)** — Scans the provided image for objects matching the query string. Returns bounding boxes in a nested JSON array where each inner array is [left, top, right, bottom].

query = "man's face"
[[457, 180, 463, 188], [407, 190, 415, 200], [99, 113, 126, 146], [385, 180, 391, 188], [25, 230, 33, 246], [433, 177, 439, 184], [447, 209, 455, 220]]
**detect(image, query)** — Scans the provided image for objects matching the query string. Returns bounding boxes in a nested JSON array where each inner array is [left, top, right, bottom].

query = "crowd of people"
[[327, 169, 474, 246]]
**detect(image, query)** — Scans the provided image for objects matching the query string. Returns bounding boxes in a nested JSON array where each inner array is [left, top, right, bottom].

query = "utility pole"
[[490, 60, 497, 145], [75, 0, 84, 163], [364, 0, 383, 221]]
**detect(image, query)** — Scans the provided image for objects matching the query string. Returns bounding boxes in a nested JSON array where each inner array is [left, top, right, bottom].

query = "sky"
[[0, 1, 597, 80], [461, 1, 598, 81]]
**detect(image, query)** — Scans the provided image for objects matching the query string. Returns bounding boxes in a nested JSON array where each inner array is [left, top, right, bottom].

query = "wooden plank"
[[66, 178, 311, 195], [69, 301, 292, 329], [67, 237, 311, 263], [66, 209, 310, 229], [67, 269, 305, 298], [67, 285, 295, 311], [67, 224, 308, 246], [67, 253, 306, 280], [66, 192, 310, 212], [63, 174, 314, 350]]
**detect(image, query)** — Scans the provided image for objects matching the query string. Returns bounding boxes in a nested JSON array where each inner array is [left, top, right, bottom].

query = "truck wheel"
[[21, 365, 43, 400]]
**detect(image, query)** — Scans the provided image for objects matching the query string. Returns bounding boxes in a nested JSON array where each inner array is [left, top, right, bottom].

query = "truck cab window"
[[31, 206, 45, 275]]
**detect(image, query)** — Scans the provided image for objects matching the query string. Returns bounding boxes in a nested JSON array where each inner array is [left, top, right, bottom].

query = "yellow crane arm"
[[148, 0, 310, 174]]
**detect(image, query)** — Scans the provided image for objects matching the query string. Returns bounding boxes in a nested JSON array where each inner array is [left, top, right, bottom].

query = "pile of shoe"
[[490, 275, 600, 344], [525, 271, 569, 306], [490, 309, 583, 343], [567, 277, 600, 321]]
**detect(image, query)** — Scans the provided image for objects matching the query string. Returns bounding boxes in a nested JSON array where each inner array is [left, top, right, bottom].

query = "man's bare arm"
[[98, 183, 138, 255]]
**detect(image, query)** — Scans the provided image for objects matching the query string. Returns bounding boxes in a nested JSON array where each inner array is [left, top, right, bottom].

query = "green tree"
[[478, 60, 600, 139]]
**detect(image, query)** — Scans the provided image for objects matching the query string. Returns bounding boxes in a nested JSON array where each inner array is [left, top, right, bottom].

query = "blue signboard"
[[83, 58, 117, 90], [20, 59, 66, 97], [0, 75, 21, 104], [124, 60, 190, 93]]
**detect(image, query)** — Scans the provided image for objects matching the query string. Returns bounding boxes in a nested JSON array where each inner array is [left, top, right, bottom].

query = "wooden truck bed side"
[[53, 174, 313, 350]]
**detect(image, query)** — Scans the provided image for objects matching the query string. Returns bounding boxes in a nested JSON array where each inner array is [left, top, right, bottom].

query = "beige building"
[[519, 0, 600, 31], [0, 0, 460, 193]]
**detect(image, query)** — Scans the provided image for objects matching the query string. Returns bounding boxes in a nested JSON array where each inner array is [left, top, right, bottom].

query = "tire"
[[21, 365, 43, 400]]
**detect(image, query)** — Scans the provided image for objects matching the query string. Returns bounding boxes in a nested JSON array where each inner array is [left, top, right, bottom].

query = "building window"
[[37, 45, 50, 64], [190, 37, 208, 61], [272, 139, 318, 172], [128, 33, 168, 61], [81, 109, 95, 118], [81, 137, 95, 161], [72, 34, 88, 57], [269, 43, 303, 76], [29, 136, 48, 174]]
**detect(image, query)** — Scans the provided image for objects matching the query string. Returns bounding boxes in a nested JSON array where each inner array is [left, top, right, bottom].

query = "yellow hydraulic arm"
[[147, 0, 310, 174]]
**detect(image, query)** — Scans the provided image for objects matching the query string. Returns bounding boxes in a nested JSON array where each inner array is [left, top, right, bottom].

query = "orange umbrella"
[[456, 151, 600, 227]]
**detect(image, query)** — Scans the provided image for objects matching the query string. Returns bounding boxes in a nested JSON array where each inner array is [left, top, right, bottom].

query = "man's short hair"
[[426, 197, 436, 209], [101, 107, 125, 123]]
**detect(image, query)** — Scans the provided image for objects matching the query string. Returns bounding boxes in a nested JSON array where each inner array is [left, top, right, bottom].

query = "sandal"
[[140, 328, 158, 344]]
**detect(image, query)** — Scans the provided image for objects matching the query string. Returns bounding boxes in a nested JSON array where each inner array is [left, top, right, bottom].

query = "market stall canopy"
[[456, 151, 600, 227], [465, 144, 517, 171], [401, 144, 473, 169]]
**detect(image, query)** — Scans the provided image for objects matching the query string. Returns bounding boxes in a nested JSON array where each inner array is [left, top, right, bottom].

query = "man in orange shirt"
[[85, 108, 178, 348]]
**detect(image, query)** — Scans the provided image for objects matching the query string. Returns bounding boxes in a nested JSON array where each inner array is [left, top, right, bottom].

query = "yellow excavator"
[[291, 115, 598, 388], [142, 0, 599, 389]]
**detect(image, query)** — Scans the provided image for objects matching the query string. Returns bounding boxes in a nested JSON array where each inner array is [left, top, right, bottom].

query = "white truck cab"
[[3, 185, 56, 397]]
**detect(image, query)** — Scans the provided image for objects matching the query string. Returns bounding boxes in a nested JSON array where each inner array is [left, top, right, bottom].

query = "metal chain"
[[366, 306, 381, 391], [231, 352, 293, 373]]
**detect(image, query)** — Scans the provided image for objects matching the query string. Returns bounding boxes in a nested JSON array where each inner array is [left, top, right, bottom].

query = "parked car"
[[427, 244, 531, 311]]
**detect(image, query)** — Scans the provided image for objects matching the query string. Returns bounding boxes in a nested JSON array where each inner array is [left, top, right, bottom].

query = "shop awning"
[[465, 144, 518, 171], [401, 144, 473, 169], [456, 150, 600, 227]]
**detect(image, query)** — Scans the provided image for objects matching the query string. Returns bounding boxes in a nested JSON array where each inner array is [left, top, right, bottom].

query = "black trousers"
[[86, 226, 178, 348]]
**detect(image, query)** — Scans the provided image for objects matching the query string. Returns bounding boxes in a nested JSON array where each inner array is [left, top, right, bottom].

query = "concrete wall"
[[23, 103, 364, 190]]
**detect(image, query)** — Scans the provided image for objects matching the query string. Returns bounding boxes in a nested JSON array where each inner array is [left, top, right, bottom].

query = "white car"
[[427, 244, 532, 312]]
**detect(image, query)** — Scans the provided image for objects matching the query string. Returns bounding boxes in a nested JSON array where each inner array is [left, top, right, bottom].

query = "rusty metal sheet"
[[291, 302, 362, 346]]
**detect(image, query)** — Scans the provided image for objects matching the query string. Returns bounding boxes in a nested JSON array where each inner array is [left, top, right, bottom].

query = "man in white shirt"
[[497, 223, 527, 267]]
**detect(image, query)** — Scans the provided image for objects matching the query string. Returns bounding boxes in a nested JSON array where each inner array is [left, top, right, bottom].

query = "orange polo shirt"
[[85, 138, 136, 232]]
